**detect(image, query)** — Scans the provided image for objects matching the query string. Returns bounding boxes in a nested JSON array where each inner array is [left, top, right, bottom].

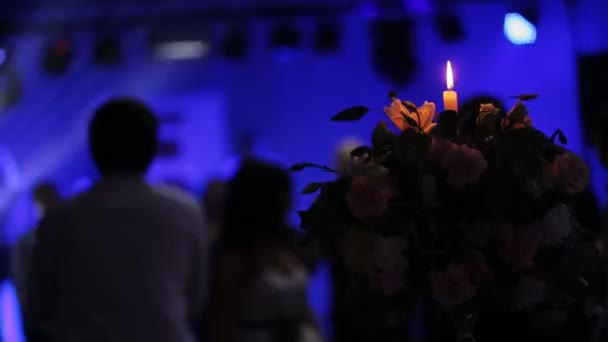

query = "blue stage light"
[[504, 12, 537, 45]]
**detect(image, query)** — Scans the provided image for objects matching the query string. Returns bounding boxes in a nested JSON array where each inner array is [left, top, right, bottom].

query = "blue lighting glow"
[[1, 280, 24, 342], [504, 13, 537, 45], [0, 49, 6, 66]]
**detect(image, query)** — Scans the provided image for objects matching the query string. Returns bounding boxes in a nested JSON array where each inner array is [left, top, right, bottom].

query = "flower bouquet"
[[292, 93, 602, 342]]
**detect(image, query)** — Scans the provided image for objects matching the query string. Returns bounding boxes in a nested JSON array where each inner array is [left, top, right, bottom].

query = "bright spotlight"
[[504, 12, 537, 45]]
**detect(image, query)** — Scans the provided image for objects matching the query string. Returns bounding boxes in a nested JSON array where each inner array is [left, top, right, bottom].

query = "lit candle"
[[442, 61, 458, 112]]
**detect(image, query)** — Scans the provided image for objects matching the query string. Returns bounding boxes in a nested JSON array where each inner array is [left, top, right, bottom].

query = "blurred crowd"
[[0, 98, 323, 342]]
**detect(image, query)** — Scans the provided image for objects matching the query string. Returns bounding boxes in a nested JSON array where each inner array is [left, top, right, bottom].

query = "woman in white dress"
[[211, 159, 323, 342]]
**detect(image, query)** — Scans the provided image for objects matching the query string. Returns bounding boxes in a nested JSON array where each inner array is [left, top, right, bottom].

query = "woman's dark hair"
[[219, 159, 293, 249], [202, 179, 227, 223]]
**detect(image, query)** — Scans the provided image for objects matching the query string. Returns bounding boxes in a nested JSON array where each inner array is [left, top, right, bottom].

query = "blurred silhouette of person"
[[211, 159, 322, 342], [193, 179, 227, 341], [162, 177, 192, 195], [595, 110, 608, 341], [0, 235, 8, 284], [11, 182, 60, 340], [28, 98, 208, 342], [201, 179, 227, 244]]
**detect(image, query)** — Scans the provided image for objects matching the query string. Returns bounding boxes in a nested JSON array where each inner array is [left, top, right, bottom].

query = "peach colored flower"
[[502, 101, 532, 129], [499, 225, 540, 269], [479, 103, 498, 115], [464, 251, 492, 287], [542, 205, 571, 245], [443, 145, 488, 190], [503, 116, 533, 129], [555, 152, 589, 194], [383, 98, 436, 133], [427, 137, 457, 166], [428, 263, 476, 308], [477, 103, 500, 132]]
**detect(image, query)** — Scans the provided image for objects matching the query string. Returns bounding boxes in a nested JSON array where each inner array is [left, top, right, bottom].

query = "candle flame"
[[446, 61, 454, 90]]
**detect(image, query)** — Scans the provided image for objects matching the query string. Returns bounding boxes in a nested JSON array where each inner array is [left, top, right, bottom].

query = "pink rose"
[[346, 175, 391, 219], [371, 237, 408, 295], [350, 162, 389, 179], [443, 145, 488, 190], [427, 137, 457, 166], [542, 205, 571, 245], [377, 269, 406, 296], [428, 263, 476, 308], [499, 225, 540, 269], [464, 251, 492, 287], [556, 152, 589, 194]]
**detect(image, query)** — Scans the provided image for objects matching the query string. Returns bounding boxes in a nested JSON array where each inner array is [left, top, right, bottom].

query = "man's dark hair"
[[33, 182, 60, 210], [88, 98, 159, 176]]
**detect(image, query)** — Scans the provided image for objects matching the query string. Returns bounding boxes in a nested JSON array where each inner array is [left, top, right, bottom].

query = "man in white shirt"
[[27, 98, 208, 342]]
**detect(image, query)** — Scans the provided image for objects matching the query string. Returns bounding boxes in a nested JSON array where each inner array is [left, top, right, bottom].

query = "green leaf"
[[331, 106, 370, 121], [289, 162, 316, 172], [507, 101, 528, 122], [301, 182, 325, 195], [371, 121, 396, 149], [477, 110, 501, 138], [550, 129, 568, 145], [509, 94, 539, 101], [402, 101, 419, 114], [288, 162, 341, 174], [401, 111, 420, 128], [392, 129, 432, 164]]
